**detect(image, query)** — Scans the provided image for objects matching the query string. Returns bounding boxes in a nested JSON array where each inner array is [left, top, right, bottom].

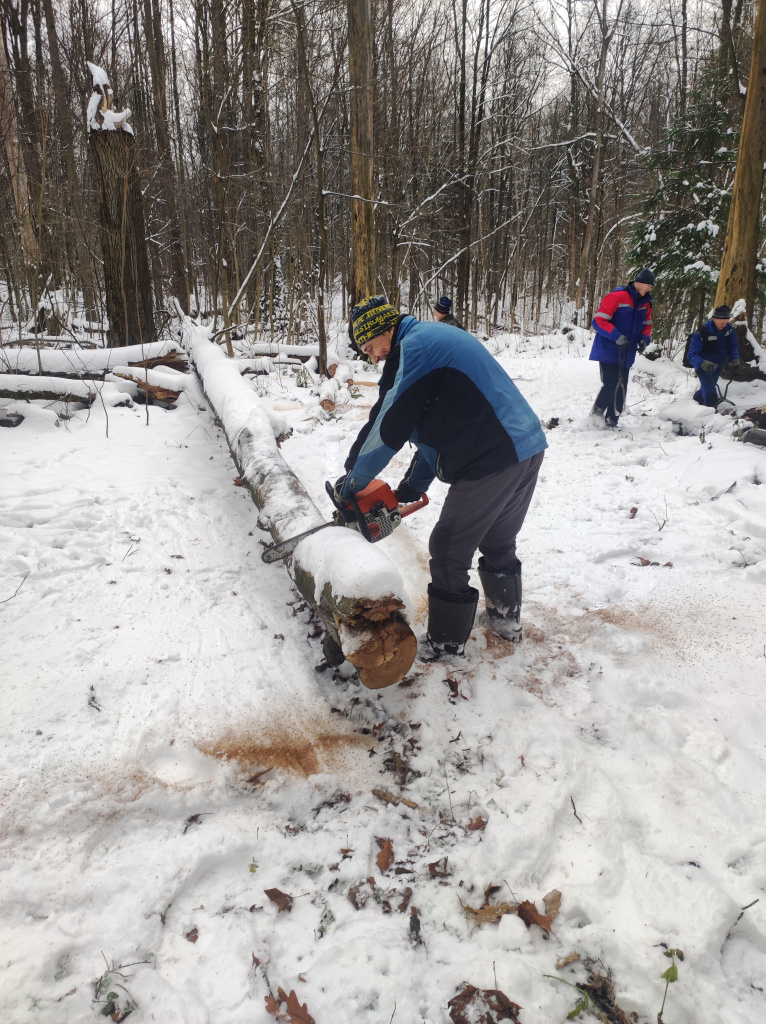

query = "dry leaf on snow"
[[517, 899, 555, 933], [543, 889, 562, 919], [428, 856, 451, 878], [376, 838, 394, 872], [448, 984, 522, 1024], [279, 988, 316, 1024], [556, 952, 580, 969], [264, 994, 280, 1017], [467, 815, 487, 831], [462, 900, 517, 924], [264, 888, 293, 913], [265, 988, 317, 1024]]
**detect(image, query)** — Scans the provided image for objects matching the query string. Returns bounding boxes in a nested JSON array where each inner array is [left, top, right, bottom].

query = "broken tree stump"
[[182, 318, 416, 688]]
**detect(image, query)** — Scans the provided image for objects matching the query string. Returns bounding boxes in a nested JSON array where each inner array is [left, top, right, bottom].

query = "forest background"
[[0, 0, 764, 359]]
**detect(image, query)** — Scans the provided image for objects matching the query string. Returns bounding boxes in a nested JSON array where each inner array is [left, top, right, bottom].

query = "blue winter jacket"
[[589, 283, 652, 368], [342, 316, 547, 497], [687, 320, 739, 371]]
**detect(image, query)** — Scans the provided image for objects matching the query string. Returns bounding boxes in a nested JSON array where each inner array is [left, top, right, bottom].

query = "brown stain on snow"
[[198, 726, 370, 779]]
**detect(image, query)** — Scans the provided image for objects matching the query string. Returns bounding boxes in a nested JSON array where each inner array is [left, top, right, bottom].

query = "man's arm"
[[641, 301, 652, 342], [687, 332, 706, 370], [592, 291, 627, 342], [342, 343, 433, 496], [395, 447, 437, 501], [343, 345, 401, 472]]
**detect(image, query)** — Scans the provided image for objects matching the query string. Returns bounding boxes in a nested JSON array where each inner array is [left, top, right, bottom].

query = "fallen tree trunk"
[[0, 373, 96, 404], [181, 318, 416, 688], [0, 339, 184, 377]]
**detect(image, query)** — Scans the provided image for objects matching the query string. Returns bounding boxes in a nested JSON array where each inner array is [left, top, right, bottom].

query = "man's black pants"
[[594, 362, 630, 423], [428, 450, 544, 594]]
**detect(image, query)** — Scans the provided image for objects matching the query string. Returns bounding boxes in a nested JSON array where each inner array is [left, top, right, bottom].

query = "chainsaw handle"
[[399, 493, 429, 517]]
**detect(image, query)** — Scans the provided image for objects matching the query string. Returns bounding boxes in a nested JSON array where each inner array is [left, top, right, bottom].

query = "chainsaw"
[[261, 478, 429, 564]]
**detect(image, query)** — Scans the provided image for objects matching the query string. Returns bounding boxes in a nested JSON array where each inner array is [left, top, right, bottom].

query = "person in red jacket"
[[590, 268, 654, 427]]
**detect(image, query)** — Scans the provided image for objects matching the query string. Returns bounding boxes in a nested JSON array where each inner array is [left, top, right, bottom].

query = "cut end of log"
[[319, 399, 336, 412], [340, 616, 417, 689]]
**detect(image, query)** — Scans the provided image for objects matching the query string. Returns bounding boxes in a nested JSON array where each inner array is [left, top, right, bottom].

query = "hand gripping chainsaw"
[[261, 479, 428, 563]]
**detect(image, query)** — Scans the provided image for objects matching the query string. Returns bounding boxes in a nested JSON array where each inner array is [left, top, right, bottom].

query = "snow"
[[86, 60, 110, 89], [1, 333, 766, 1024], [295, 528, 405, 604]]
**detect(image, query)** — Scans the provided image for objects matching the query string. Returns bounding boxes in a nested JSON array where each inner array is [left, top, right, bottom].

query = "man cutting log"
[[334, 296, 547, 662]]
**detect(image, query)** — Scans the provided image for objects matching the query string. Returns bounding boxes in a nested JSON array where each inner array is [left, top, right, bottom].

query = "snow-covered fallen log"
[[108, 365, 192, 393], [0, 374, 133, 408], [0, 339, 184, 377], [0, 373, 97, 404], [249, 343, 318, 361], [182, 320, 416, 688]]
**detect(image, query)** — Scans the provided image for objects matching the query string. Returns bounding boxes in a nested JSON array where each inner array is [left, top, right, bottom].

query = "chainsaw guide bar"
[[261, 479, 428, 563]]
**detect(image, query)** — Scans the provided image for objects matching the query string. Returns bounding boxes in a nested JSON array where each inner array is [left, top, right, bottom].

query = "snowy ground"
[[1, 334, 765, 1024]]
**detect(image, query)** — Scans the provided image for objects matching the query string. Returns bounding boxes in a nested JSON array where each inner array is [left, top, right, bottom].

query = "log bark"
[[89, 125, 155, 347], [715, 0, 766, 319], [347, 0, 376, 302], [183, 319, 416, 688], [0, 36, 39, 276]]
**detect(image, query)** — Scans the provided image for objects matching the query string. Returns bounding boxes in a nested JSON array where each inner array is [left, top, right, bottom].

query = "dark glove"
[[326, 477, 355, 522], [638, 339, 649, 354], [700, 360, 718, 374], [395, 480, 422, 505], [726, 358, 741, 370], [614, 334, 629, 347]]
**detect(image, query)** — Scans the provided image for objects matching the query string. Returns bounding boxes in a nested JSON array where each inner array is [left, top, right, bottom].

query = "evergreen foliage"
[[628, 69, 742, 337]]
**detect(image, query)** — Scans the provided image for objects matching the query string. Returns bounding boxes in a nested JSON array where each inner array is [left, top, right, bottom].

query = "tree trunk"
[[293, 0, 328, 374], [41, 0, 95, 311], [185, 319, 416, 688], [715, 0, 766, 320], [0, 32, 38, 284], [142, 0, 188, 309], [347, 0, 376, 303], [89, 129, 155, 347], [575, 0, 611, 319]]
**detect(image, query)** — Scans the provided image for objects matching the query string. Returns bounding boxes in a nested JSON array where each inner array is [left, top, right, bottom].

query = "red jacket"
[[590, 283, 652, 367]]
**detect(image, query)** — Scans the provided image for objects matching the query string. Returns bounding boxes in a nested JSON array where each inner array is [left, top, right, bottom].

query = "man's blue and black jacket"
[[341, 315, 547, 498], [687, 319, 739, 371]]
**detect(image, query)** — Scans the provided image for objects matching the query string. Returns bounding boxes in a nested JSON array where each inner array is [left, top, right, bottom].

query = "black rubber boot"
[[478, 559, 522, 642], [420, 584, 479, 661]]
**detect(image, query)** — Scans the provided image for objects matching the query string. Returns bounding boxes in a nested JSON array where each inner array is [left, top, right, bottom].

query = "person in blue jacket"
[[590, 268, 655, 426], [687, 305, 741, 406], [334, 295, 548, 661]]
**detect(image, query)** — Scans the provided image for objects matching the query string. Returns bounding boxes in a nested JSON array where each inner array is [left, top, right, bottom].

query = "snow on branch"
[[86, 61, 134, 135]]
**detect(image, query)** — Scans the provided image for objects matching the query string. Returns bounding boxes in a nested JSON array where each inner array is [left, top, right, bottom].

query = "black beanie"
[[633, 268, 656, 286], [712, 304, 732, 319], [434, 296, 452, 314]]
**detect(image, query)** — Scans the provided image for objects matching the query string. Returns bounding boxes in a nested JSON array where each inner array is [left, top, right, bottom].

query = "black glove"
[[638, 339, 648, 354], [700, 360, 718, 374], [614, 334, 629, 347], [394, 480, 422, 505], [726, 358, 741, 370], [326, 477, 355, 522]]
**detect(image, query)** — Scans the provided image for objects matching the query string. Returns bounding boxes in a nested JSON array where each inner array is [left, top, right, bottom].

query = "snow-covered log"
[[249, 343, 319, 361], [0, 375, 132, 408], [0, 373, 97, 403], [182, 320, 416, 688], [0, 340, 183, 377], [319, 377, 338, 412]]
